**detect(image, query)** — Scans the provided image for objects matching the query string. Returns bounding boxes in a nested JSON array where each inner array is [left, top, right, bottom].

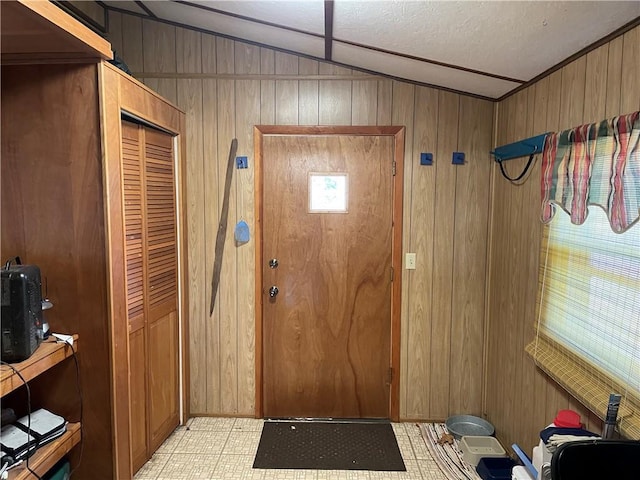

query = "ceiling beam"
[[324, 0, 334, 61], [135, 1, 157, 19]]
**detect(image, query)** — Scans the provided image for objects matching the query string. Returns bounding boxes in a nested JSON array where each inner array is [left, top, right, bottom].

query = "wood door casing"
[[258, 128, 403, 419]]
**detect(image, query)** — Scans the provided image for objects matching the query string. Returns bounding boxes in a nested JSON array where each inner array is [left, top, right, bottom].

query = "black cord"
[[66, 340, 84, 478], [0, 361, 42, 480], [497, 153, 536, 183]]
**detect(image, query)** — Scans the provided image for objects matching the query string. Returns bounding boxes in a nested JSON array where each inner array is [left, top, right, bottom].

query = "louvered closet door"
[[142, 127, 179, 453], [121, 121, 148, 473]]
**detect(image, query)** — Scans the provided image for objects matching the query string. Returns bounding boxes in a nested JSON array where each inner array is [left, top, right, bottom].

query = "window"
[[526, 208, 640, 438]]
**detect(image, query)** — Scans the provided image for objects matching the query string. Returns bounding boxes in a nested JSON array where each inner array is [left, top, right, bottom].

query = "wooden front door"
[[257, 126, 404, 419]]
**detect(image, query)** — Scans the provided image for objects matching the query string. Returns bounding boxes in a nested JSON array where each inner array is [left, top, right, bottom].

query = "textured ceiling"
[[102, 0, 640, 100]]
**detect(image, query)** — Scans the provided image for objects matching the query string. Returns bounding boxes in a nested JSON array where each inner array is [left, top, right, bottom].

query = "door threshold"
[[265, 417, 391, 424]]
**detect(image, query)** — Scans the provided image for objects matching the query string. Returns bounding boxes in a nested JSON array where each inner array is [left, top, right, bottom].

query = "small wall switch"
[[405, 253, 416, 270], [236, 156, 248, 169], [420, 152, 433, 166], [452, 152, 465, 165]]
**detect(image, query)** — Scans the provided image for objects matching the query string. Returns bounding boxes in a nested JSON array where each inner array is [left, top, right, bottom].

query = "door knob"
[[268, 286, 279, 297], [268, 258, 279, 269]]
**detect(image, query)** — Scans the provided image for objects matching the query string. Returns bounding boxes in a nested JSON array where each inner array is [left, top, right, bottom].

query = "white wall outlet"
[[405, 253, 416, 270]]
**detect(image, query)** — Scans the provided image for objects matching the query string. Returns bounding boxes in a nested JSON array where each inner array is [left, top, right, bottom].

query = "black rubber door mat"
[[253, 421, 406, 471]]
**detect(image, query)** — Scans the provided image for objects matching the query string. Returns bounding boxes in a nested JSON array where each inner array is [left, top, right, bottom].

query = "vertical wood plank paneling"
[[319, 62, 352, 75], [260, 48, 275, 124], [583, 45, 609, 124], [449, 96, 492, 416], [235, 43, 261, 75], [405, 86, 438, 418], [107, 11, 124, 57], [202, 77, 220, 413], [429, 91, 459, 420], [142, 20, 177, 102], [391, 81, 415, 419], [526, 76, 550, 442], [216, 38, 235, 74], [176, 26, 206, 413], [201, 34, 217, 74], [120, 14, 143, 73], [177, 28, 202, 74], [235, 45, 261, 413], [216, 37, 238, 414], [487, 29, 638, 452], [234, 43, 261, 414], [377, 80, 392, 125], [200, 33, 220, 414], [504, 90, 529, 445], [298, 58, 319, 125], [352, 81, 378, 126], [562, 56, 587, 127], [217, 79, 238, 414], [513, 86, 540, 447], [485, 97, 500, 429], [319, 80, 352, 125], [621, 27, 640, 113], [488, 90, 530, 444], [275, 52, 298, 125], [486, 94, 511, 436], [115, 16, 637, 433], [235, 80, 259, 414], [605, 36, 623, 118]]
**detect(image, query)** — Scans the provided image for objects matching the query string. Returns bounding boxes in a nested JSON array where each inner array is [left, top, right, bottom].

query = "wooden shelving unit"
[[1, 336, 80, 479], [0, 336, 79, 396], [7, 423, 81, 480]]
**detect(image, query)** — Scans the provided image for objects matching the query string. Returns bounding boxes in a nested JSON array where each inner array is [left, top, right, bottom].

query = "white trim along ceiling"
[[100, 0, 640, 100]]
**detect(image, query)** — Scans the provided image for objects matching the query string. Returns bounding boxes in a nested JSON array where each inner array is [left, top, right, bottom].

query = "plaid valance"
[[541, 111, 640, 233]]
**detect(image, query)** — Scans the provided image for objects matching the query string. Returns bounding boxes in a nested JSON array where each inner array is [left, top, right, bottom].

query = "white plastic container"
[[512, 465, 535, 480], [459, 435, 507, 466]]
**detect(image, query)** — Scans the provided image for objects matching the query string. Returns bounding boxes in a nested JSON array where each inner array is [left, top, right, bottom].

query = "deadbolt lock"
[[268, 258, 279, 269], [268, 286, 279, 297]]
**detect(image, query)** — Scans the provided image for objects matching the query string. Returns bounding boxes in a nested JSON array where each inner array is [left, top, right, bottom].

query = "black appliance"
[[551, 439, 640, 480], [1, 258, 43, 362]]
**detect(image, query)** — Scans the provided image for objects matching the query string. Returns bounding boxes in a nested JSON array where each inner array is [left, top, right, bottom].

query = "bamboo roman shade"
[[527, 111, 640, 439], [526, 209, 640, 438]]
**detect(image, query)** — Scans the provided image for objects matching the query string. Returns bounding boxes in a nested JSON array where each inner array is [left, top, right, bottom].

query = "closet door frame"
[[100, 62, 188, 479]]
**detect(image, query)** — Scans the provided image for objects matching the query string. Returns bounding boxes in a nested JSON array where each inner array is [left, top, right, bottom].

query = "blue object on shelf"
[[452, 152, 465, 165], [476, 457, 516, 480], [420, 152, 433, 166], [236, 156, 248, 169], [512, 443, 538, 479], [490, 133, 549, 162]]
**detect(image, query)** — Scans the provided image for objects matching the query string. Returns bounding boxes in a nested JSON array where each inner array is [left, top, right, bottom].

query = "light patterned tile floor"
[[135, 418, 448, 480]]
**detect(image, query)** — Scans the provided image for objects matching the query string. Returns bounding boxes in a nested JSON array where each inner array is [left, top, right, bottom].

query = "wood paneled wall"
[[487, 26, 640, 450], [107, 12, 494, 420]]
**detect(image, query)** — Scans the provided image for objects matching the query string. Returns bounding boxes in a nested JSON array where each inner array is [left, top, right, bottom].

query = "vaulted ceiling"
[[101, 0, 640, 100]]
